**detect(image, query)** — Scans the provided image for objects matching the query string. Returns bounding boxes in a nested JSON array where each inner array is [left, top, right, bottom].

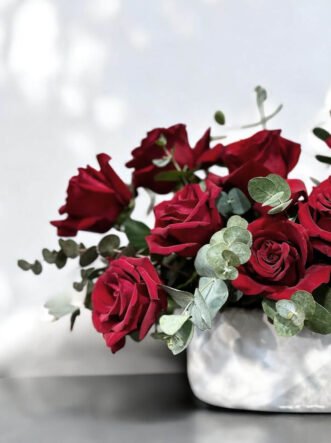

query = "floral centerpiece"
[[19, 87, 331, 408]]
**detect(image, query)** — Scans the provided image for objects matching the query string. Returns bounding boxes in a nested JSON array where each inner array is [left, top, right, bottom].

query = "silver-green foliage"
[[195, 215, 252, 281], [248, 174, 292, 215], [262, 290, 331, 337]]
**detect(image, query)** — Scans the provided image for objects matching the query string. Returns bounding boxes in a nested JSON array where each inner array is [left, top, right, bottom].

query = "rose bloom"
[[232, 216, 331, 300], [126, 124, 223, 194], [221, 130, 301, 178], [51, 154, 132, 236], [298, 177, 331, 257], [147, 182, 222, 258], [92, 257, 167, 353]]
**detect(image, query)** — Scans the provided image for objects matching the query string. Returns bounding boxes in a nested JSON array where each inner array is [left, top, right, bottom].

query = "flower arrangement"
[[19, 87, 331, 355]]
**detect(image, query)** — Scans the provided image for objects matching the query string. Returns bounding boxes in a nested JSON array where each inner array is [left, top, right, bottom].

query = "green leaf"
[[214, 110, 226, 125], [18, 259, 31, 271], [267, 174, 291, 201], [162, 285, 194, 308], [79, 246, 98, 267], [70, 309, 80, 331], [274, 314, 303, 337], [216, 191, 232, 217], [59, 239, 79, 258], [191, 289, 212, 330], [198, 277, 229, 319], [166, 320, 194, 355], [227, 215, 248, 230], [45, 294, 76, 320], [305, 303, 331, 334], [123, 218, 150, 251], [152, 156, 172, 168], [267, 199, 292, 215], [291, 290, 316, 320], [55, 250, 67, 269], [222, 250, 241, 267], [98, 234, 120, 257], [313, 127, 330, 142], [215, 265, 238, 281], [228, 188, 251, 215], [194, 245, 216, 278], [262, 299, 276, 320], [262, 191, 285, 207], [42, 248, 58, 264], [276, 299, 305, 327], [159, 314, 190, 336], [248, 177, 276, 203], [313, 285, 331, 313], [316, 155, 331, 165], [31, 260, 43, 275], [154, 170, 183, 182], [255, 85, 267, 106], [223, 226, 252, 246], [227, 242, 251, 264], [155, 134, 167, 147]]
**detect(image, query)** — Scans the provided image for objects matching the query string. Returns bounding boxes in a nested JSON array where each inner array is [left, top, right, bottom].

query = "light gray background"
[[1, 0, 331, 377]]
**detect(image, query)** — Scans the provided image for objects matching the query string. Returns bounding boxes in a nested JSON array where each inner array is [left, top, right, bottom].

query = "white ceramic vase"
[[187, 308, 331, 412]]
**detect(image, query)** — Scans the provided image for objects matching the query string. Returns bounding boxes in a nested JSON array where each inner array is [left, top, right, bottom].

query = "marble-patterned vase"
[[187, 308, 331, 412]]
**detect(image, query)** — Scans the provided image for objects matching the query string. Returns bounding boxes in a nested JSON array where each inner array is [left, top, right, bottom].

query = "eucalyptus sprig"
[[248, 173, 292, 214]]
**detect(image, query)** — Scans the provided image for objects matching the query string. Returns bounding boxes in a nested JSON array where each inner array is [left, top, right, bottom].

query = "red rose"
[[51, 154, 132, 236], [147, 182, 222, 257], [298, 177, 331, 256], [92, 257, 167, 353], [233, 216, 331, 300], [126, 124, 223, 194], [221, 130, 301, 178]]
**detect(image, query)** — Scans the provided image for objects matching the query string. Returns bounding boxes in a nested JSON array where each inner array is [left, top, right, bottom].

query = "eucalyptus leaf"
[[191, 289, 212, 330], [248, 177, 276, 203], [276, 300, 297, 320], [159, 314, 190, 336], [155, 134, 167, 147], [267, 174, 291, 201], [223, 226, 252, 247], [267, 199, 292, 215], [152, 156, 172, 168], [228, 242, 251, 264], [216, 191, 231, 217], [31, 260, 43, 275], [98, 234, 120, 257], [315, 155, 331, 165], [291, 290, 316, 320], [214, 110, 226, 125], [194, 245, 216, 278], [42, 248, 58, 264], [210, 230, 226, 245], [215, 265, 238, 281], [59, 239, 79, 258], [166, 320, 194, 355], [162, 285, 194, 308], [262, 299, 276, 321], [198, 277, 229, 319], [222, 250, 241, 267], [274, 314, 303, 337], [228, 188, 251, 215], [79, 246, 98, 267], [55, 250, 67, 269], [227, 215, 248, 230], [262, 191, 285, 207], [313, 127, 330, 142], [17, 259, 31, 271], [305, 303, 331, 334]]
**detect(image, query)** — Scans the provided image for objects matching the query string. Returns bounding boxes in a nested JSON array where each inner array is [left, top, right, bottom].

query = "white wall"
[[1, 0, 331, 377]]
